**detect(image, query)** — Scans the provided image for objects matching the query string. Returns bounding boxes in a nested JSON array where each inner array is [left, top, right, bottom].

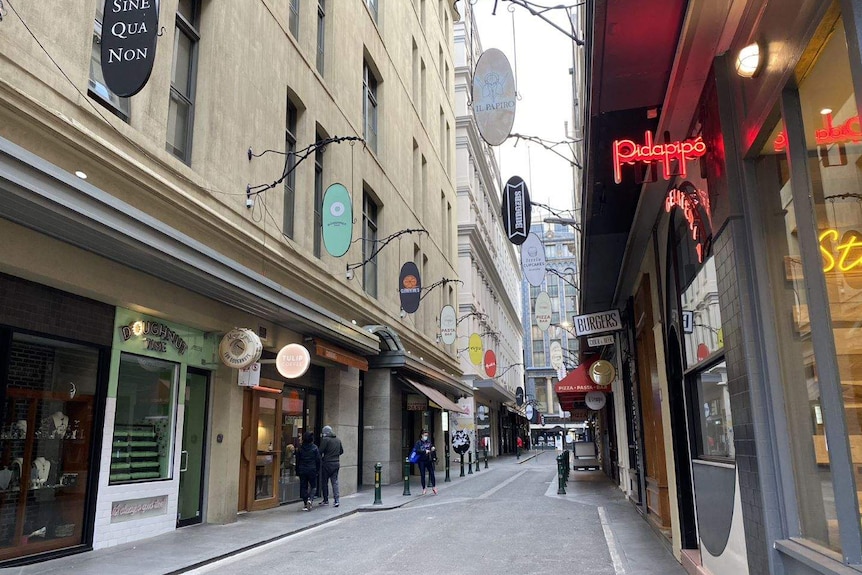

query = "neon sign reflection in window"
[[665, 186, 711, 263], [773, 113, 862, 152], [820, 228, 862, 273], [612, 132, 707, 184]]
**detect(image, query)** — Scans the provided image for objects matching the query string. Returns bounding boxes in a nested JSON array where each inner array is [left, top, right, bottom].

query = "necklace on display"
[[33, 457, 50, 486], [52, 411, 69, 439]]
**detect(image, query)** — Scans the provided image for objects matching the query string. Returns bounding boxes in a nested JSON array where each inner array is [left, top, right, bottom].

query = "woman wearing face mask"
[[412, 430, 437, 495]]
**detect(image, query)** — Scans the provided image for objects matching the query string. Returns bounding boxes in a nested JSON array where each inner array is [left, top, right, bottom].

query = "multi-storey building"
[[522, 216, 579, 448], [0, 0, 463, 564], [453, 1, 524, 460]]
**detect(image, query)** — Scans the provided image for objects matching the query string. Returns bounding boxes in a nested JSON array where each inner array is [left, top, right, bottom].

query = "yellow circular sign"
[[468, 333, 484, 365]]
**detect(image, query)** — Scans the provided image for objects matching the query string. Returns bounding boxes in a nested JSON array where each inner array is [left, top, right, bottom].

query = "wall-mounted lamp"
[[735, 42, 762, 78]]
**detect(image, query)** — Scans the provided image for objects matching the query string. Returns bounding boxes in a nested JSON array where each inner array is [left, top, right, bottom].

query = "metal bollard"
[[557, 455, 566, 495], [445, 449, 451, 482], [517, 446, 521, 459], [403, 457, 412, 496], [373, 462, 383, 505], [468, 451, 473, 475], [484, 448, 488, 469], [475, 448, 480, 472], [460, 453, 465, 477]]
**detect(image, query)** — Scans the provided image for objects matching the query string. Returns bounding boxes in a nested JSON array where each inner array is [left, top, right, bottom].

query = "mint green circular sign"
[[322, 183, 353, 257]]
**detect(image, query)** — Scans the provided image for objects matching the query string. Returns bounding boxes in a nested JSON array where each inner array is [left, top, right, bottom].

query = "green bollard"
[[445, 449, 451, 482], [484, 448, 489, 469], [403, 457, 412, 496], [557, 455, 566, 495], [468, 451, 473, 475], [373, 462, 383, 505], [459, 453, 465, 477]]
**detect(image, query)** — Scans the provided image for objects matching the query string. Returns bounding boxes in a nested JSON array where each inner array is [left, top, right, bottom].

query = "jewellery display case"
[[0, 388, 93, 561]]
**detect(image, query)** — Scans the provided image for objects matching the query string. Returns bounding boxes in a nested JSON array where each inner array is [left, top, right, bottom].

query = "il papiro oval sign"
[[502, 176, 531, 245], [321, 183, 353, 257], [100, 0, 160, 98], [484, 350, 497, 378], [522, 233, 547, 286], [399, 262, 421, 314], [439, 304, 457, 345], [472, 48, 516, 146], [535, 291, 552, 331], [219, 328, 263, 369], [276, 343, 311, 379]]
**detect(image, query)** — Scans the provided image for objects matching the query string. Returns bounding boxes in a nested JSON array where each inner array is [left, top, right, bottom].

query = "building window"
[[363, 61, 379, 153], [759, 10, 862, 554], [316, 0, 325, 74], [367, 0, 379, 22], [166, 0, 200, 163], [110, 353, 179, 484], [532, 340, 545, 367], [691, 361, 732, 459], [313, 132, 325, 258], [283, 99, 298, 238], [362, 191, 379, 298], [89, 6, 130, 120], [289, 0, 300, 38]]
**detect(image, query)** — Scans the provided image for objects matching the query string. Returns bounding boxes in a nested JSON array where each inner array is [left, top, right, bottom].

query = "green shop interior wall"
[[108, 308, 217, 400]]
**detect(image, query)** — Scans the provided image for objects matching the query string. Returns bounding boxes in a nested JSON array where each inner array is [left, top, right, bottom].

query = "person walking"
[[296, 431, 320, 511], [318, 425, 344, 507], [412, 430, 437, 495]]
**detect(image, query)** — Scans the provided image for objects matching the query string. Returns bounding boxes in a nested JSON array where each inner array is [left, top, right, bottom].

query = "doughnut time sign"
[[101, 0, 160, 97]]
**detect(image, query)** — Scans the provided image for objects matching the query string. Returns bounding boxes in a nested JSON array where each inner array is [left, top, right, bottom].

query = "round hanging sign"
[[276, 343, 311, 379], [219, 328, 263, 369], [522, 233, 547, 286], [535, 291, 552, 331], [502, 176, 532, 245], [472, 48, 517, 146], [525, 404, 534, 422], [452, 429, 471, 454], [321, 183, 353, 257], [585, 391, 607, 411], [399, 262, 422, 314], [589, 359, 617, 387], [440, 304, 457, 345], [468, 333, 484, 365], [549, 341, 564, 371], [100, 0, 160, 97], [484, 349, 497, 378], [697, 343, 710, 362]]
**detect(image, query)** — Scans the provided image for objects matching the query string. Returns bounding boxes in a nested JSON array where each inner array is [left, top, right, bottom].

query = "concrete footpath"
[[9, 453, 543, 575]]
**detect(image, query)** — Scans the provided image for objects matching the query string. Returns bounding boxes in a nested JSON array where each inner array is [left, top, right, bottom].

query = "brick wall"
[[0, 273, 114, 346]]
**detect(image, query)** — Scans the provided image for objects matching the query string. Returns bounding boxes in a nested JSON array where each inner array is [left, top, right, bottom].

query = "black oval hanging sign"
[[502, 175, 531, 245], [399, 262, 421, 314], [100, 0, 160, 98]]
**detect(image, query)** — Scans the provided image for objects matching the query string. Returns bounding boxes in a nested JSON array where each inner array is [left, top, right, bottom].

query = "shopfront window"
[[760, 103, 841, 550], [110, 353, 178, 484], [680, 256, 723, 369], [0, 333, 100, 559], [693, 361, 732, 459]]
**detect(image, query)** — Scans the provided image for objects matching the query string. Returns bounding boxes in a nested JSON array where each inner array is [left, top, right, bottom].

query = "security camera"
[[246, 196, 254, 209]]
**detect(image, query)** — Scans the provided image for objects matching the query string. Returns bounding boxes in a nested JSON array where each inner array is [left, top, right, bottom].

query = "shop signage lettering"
[[110, 495, 167, 523], [120, 321, 188, 354], [502, 176, 531, 245], [100, 0, 160, 97], [665, 186, 711, 263], [773, 113, 862, 152], [399, 262, 421, 314], [573, 310, 621, 337], [820, 228, 862, 273], [612, 132, 707, 184]]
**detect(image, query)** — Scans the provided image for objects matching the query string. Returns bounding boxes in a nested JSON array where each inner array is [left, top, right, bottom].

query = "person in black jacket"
[[319, 425, 344, 507], [412, 430, 437, 495], [296, 431, 320, 511]]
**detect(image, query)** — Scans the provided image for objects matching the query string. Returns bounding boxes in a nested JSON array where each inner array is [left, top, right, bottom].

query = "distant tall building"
[[522, 216, 579, 447]]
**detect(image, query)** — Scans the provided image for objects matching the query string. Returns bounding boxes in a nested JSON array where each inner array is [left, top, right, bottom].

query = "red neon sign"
[[612, 132, 707, 184], [665, 186, 710, 263], [774, 113, 862, 152]]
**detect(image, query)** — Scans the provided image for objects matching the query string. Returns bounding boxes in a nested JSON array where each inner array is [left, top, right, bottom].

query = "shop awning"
[[554, 362, 600, 401], [403, 378, 467, 414], [472, 378, 516, 403], [312, 338, 368, 371]]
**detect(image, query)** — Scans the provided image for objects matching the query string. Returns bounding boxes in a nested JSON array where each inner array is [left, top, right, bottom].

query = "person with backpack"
[[318, 425, 344, 507]]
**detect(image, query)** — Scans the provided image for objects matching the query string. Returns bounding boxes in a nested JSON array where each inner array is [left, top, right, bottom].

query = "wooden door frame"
[[238, 388, 282, 512]]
